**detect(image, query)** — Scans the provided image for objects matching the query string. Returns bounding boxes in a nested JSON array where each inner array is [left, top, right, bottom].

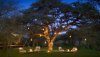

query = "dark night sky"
[[19, 0, 77, 9]]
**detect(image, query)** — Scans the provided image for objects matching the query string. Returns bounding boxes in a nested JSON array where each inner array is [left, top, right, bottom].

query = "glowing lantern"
[[34, 46, 40, 52], [29, 48, 33, 52], [67, 49, 70, 52], [58, 47, 64, 52], [71, 47, 78, 52], [19, 47, 23, 50], [47, 50, 50, 53], [19, 47, 26, 53]]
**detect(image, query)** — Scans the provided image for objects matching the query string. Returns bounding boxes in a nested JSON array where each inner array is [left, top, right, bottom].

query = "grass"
[[0, 48, 100, 57]]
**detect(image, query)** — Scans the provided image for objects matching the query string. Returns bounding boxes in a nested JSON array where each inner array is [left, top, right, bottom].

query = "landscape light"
[[85, 38, 87, 41], [67, 49, 70, 52], [69, 35, 71, 38], [30, 38, 32, 41], [29, 48, 33, 52]]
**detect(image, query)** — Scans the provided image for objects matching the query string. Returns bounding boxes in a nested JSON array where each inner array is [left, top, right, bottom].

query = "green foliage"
[[76, 24, 100, 50]]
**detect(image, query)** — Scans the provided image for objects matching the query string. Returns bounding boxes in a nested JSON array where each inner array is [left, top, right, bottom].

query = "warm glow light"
[[19, 47, 23, 50], [28, 27, 29, 29], [50, 47, 52, 50], [67, 49, 70, 52], [34, 46, 40, 52], [47, 50, 50, 53], [29, 49, 33, 52], [54, 32, 56, 34], [45, 41, 47, 44], [71, 47, 78, 52], [58, 47, 64, 52], [42, 29, 44, 30], [45, 31, 48, 33], [85, 38, 87, 41], [58, 32, 61, 34], [47, 42, 53, 53], [66, 47, 78, 52], [19, 47, 26, 53], [30, 38, 32, 41], [69, 35, 71, 38], [11, 33, 19, 37], [40, 34, 42, 37]]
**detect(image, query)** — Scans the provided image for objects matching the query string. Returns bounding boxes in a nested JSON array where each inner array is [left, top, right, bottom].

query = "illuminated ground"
[[0, 48, 100, 57]]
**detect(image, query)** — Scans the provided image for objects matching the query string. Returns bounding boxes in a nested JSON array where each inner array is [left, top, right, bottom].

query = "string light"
[[85, 38, 87, 41], [30, 38, 32, 41], [42, 28, 44, 31], [69, 35, 71, 38], [28, 27, 29, 29], [54, 32, 56, 34], [45, 41, 47, 44], [40, 34, 42, 37]]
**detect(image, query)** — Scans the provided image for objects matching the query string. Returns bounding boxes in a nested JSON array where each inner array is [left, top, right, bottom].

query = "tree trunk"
[[47, 41, 53, 53]]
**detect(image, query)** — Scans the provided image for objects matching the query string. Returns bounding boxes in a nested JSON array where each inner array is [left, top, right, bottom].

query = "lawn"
[[0, 48, 100, 57]]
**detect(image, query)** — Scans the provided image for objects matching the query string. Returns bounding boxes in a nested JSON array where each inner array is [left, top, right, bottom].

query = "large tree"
[[21, 0, 100, 52]]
